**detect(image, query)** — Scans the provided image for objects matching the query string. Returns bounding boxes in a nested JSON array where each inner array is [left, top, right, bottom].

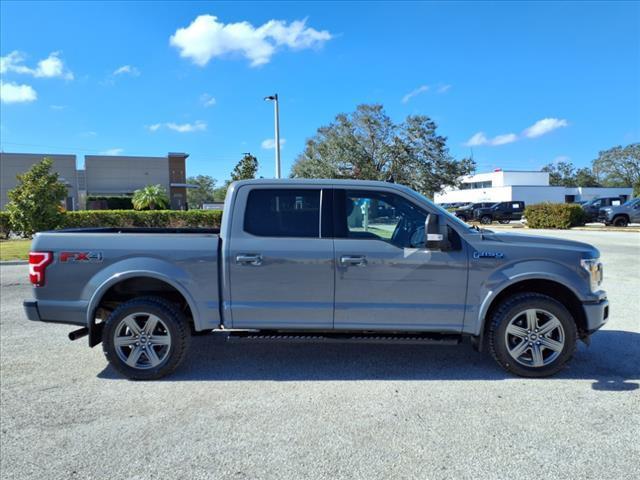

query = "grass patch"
[[0, 239, 31, 261]]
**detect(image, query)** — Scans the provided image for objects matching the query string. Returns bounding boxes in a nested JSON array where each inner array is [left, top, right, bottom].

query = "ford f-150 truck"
[[24, 179, 609, 380]]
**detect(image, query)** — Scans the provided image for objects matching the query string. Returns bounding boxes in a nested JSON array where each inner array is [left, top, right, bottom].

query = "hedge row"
[[1, 210, 222, 237], [61, 210, 223, 229], [524, 203, 586, 229]]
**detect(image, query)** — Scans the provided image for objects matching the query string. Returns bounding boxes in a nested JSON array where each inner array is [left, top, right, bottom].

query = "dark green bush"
[[0, 211, 11, 238], [87, 196, 134, 210], [60, 210, 222, 229], [524, 203, 586, 229]]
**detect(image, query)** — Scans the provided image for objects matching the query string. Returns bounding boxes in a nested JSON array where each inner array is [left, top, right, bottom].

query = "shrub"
[[524, 203, 587, 229], [0, 211, 11, 238], [60, 210, 222, 229], [132, 185, 169, 210], [6, 158, 67, 237], [87, 196, 134, 210]]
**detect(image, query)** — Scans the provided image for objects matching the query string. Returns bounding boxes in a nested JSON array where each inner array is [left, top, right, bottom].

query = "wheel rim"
[[114, 312, 172, 369], [481, 216, 491, 224], [504, 308, 565, 368]]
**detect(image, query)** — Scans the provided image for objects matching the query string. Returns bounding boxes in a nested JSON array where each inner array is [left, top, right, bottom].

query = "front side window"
[[337, 190, 426, 248], [244, 189, 320, 237]]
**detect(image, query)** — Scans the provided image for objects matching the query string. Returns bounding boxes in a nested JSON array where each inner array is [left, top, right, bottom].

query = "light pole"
[[264, 94, 281, 179]]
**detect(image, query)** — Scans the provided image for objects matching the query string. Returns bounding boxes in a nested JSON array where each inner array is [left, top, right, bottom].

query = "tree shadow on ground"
[[98, 330, 639, 391]]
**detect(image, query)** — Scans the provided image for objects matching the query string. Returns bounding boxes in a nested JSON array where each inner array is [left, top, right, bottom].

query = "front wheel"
[[488, 293, 577, 377], [498, 219, 510, 224], [102, 297, 190, 380], [613, 216, 629, 227], [480, 215, 493, 225]]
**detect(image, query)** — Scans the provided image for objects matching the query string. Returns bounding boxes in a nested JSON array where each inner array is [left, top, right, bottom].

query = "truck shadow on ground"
[[98, 330, 640, 391]]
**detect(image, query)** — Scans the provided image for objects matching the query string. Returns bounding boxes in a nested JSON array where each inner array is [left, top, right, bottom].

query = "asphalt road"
[[1, 230, 639, 480]]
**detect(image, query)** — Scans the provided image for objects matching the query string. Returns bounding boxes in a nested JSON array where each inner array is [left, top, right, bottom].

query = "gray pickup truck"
[[24, 179, 609, 380]]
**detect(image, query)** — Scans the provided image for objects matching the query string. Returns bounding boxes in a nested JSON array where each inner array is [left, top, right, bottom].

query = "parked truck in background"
[[581, 196, 624, 222], [598, 197, 640, 226], [24, 179, 608, 380], [473, 201, 526, 224]]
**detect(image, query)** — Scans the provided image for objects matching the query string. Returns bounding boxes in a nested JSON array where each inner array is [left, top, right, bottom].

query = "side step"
[[225, 331, 461, 345]]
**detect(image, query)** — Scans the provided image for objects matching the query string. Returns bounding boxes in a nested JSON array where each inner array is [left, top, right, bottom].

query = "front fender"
[[466, 259, 591, 336]]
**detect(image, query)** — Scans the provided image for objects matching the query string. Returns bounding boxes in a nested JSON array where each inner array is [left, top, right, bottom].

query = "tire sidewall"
[[490, 294, 577, 377], [102, 298, 189, 380], [613, 216, 628, 227]]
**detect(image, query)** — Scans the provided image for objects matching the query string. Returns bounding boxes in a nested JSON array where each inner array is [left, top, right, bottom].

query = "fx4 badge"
[[59, 251, 104, 263], [473, 250, 504, 259]]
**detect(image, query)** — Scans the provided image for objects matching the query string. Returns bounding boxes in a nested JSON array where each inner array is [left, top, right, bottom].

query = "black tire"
[[612, 216, 629, 227], [480, 215, 493, 225], [457, 214, 468, 222], [102, 296, 190, 380], [498, 219, 510, 224], [488, 292, 577, 378]]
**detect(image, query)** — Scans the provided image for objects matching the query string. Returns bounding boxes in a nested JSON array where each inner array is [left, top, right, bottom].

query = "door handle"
[[236, 254, 263, 266], [340, 255, 367, 267]]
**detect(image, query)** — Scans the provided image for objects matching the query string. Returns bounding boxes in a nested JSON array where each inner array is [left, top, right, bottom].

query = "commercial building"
[[434, 169, 633, 205], [0, 152, 191, 210]]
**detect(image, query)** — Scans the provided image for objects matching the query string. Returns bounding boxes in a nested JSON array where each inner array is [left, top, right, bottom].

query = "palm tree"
[[132, 184, 170, 210]]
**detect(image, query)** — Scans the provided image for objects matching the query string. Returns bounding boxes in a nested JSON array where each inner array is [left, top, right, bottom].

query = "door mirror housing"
[[425, 213, 450, 251]]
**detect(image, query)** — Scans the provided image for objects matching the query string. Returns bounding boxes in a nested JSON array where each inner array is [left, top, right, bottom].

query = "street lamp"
[[264, 93, 281, 179]]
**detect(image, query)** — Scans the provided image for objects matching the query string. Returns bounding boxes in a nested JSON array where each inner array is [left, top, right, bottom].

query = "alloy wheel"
[[504, 308, 565, 368], [114, 313, 172, 369]]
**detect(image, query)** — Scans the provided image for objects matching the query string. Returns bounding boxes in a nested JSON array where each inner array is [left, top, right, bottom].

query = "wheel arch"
[[87, 271, 197, 347], [476, 278, 587, 352]]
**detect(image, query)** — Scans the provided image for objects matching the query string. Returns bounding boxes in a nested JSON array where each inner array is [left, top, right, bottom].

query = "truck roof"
[[232, 178, 415, 190]]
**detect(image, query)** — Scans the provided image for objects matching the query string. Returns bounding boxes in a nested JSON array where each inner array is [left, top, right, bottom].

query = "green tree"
[[231, 153, 259, 181], [6, 158, 67, 237], [593, 143, 640, 196], [132, 184, 169, 210], [290, 104, 475, 197], [187, 175, 217, 209], [542, 161, 600, 187]]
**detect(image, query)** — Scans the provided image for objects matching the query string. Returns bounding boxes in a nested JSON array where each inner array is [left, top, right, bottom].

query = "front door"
[[333, 189, 468, 332], [227, 186, 334, 330]]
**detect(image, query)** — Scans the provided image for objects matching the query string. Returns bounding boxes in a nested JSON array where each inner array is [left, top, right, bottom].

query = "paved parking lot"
[[1, 230, 639, 480]]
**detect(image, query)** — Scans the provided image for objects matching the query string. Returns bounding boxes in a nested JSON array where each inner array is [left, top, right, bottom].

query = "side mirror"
[[425, 213, 448, 250]]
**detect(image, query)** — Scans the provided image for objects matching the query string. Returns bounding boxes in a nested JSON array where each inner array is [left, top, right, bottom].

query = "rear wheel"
[[480, 215, 492, 225], [102, 297, 190, 380], [488, 293, 577, 377], [613, 216, 629, 227]]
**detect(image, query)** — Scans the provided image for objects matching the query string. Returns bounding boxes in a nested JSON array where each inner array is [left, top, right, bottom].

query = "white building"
[[434, 169, 633, 205]]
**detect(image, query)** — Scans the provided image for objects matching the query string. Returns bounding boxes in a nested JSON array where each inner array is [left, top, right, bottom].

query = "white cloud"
[[170, 14, 332, 67], [464, 132, 488, 147], [112, 65, 140, 76], [523, 118, 568, 138], [79, 131, 97, 137], [100, 148, 124, 155], [436, 84, 451, 94], [0, 80, 37, 103], [50, 104, 67, 110], [464, 131, 517, 147], [1, 51, 73, 79], [200, 93, 216, 107], [147, 121, 207, 133], [261, 138, 286, 149], [490, 133, 518, 145], [402, 85, 429, 104]]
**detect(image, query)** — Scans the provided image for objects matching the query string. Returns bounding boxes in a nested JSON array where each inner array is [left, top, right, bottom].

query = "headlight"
[[581, 258, 603, 291]]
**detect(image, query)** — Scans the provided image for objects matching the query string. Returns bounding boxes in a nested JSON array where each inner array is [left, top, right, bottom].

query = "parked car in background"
[[581, 197, 624, 222], [454, 202, 495, 222], [598, 197, 640, 226], [473, 201, 526, 224]]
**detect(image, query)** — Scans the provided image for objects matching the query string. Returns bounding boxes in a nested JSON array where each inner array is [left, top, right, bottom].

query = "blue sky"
[[1, 1, 638, 181]]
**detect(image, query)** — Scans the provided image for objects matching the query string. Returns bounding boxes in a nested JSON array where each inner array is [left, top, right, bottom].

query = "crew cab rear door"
[[226, 185, 334, 329], [332, 188, 467, 332]]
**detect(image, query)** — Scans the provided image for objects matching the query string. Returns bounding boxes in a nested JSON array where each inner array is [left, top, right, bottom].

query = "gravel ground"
[[1, 230, 639, 480]]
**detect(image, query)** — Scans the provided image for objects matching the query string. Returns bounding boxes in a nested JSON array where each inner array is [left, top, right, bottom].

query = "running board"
[[225, 331, 461, 345]]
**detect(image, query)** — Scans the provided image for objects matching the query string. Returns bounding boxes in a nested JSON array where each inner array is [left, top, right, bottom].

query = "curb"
[[0, 260, 28, 266]]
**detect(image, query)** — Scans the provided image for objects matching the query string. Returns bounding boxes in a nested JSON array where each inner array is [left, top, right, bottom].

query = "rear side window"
[[244, 189, 320, 238]]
